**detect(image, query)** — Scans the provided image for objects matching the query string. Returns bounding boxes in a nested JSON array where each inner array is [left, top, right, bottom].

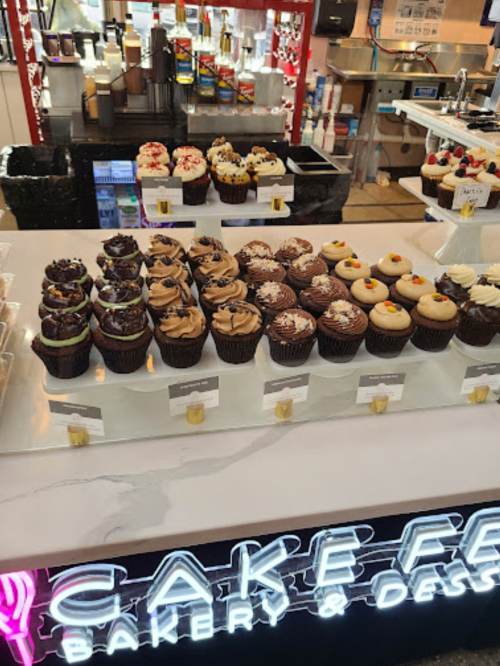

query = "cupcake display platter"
[[452, 336, 500, 363]]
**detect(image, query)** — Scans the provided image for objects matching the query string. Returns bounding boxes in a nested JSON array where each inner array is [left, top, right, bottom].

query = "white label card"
[[262, 374, 309, 410], [168, 376, 219, 416], [452, 183, 491, 210], [356, 373, 406, 404], [49, 401, 105, 436], [461, 364, 500, 395], [257, 175, 295, 204], [142, 176, 183, 208]]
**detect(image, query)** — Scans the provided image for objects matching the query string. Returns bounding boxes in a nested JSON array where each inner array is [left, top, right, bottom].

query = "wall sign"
[[5, 507, 500, 665], [393, 0, 447, 37]]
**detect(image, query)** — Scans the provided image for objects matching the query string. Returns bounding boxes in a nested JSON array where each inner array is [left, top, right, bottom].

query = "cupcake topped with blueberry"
[[42, 258, 93, 295], [435, 264, 477, 304], [144, 234, 186, 266], [39, 282, 92, 320], [319, 240, 355, 270], [97, 233, 142, 267], [452, 155, 484, 177], [421, 153, 452, 197], [438, 168, 478, 211], [95, 259, 143, 291], [436, 146, 463, 167], [275, 237, 313, 267], [466, 146, 492, 165], [334, 256, 371, 287]]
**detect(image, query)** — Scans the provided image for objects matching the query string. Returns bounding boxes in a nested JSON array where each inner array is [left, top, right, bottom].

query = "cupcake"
[[437, 146, 463, 167], [317, 300, 368, 363], [371, 253, 413, 286], [206, 137, 232, 164], [452, 156, 484, 178], [154, 305, 208, 368], [32, 312, 92, 379], [334, 256, 371, 288], [93, 281, 145, 321], [147, 278, 195, 324], [97, 234, 142, 267], [215, 152, 251, 204], [318, 240, 355, 270], [466, 146, 492, 165], [95, 259, 144, 292], [457, 285, 500, 346], [435, 264, 477, 304], [39, 283, 92, 320], [267, 308, 317, 367], [187, 236, 226, 271], [298, 274, 350, 317], [275, 237, 313, 268], [254, 281, 297, 326], [350, 277, 390, 314], [199, 278, 248, 322], [253, 152, 286, 189], [286, 254, 328, 293], [479, 264, 500, 289], [146, 257, 192, 287], [411, 293, 460, 352], [210, 148, 231, 189], [211, 301, 264, 364], [245, 258, 286, 292], [245, 146, 267, 188], [136, 161, 170, 183], [94, 308, 152, 373], [366, 301, 415, 358], [137, 142, 170, 165], [193, 251, 239, 288], [173, 155, 210, 206], [144, 234, 186, 266], [437, 168, 475, 210], [172, 146, 204, 163], [420, 153, 451, 198], [476, 162, 500, 209], [235, 240, 273, 275], [42, 259, 93, 295], [389, 274, 436, 312]]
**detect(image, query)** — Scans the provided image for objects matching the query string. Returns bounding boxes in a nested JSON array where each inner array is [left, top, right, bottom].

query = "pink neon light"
[[0, 572, 35, 666]]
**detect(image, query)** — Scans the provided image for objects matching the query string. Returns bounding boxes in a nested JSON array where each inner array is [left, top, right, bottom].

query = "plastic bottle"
[[171, 0, 194, 85], [104, 33, 126, 107], [323, 116, 336, 153], [197, 13, 216, 98], [95, 64, 115, 128], [322, 80, 332, 113], [302, 119, 314, 145], [150, 4, 168, 84], [217, 32, 235, 104], [313, 120, 325, 148], [123, 20, 143, 94], [237, 46, 255, 105], [82, 39, 98, 119], [367, 145, 382, 182]]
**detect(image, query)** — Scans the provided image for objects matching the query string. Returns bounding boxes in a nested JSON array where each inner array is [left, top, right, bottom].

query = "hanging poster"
[[393, 0, 447, 38]]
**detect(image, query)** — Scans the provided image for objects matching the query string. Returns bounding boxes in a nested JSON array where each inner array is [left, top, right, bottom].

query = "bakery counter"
[[1, 221, 500, 574]]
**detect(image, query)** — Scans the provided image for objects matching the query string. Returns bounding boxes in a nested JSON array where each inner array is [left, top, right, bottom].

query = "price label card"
[[262, 374, 309, 410], [452, 183, 491, 210], [142, 176, 183, 209], [49, 401, 105, 436], [356, 373, 406, 404], [461, 364, 500, 395], [257, 175, 295, 204], [168, 377, 219, 416]]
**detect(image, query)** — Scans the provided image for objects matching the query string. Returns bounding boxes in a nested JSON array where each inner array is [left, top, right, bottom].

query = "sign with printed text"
[[453, 183, 491, 210], [168, 376, 219, 416], [49, 401, 104, 436], [356, 373, 406, 404], [461, 364, 500, 395], [393, 0, 446, 38], [257, 175, 295, 205], [262, 373, 309, 410], [142, 176, 183, 209]]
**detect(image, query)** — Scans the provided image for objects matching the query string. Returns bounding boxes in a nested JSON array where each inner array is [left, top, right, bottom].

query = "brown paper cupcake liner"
[[97, 344, 150, 373], [456, 314, 499, 347], [421, 174, 441, 198], [211, 327, 262, 364], [317, 328, 364, 363], [485, 188, 500, 210], [155, 327, 208, 368], [411, 325, 457, 352], [218, 179, 250, 204], [183, 178, 210, 206], [268, 337, 316, 367], [366, 325, 414, 358], [35, 342, 92, 379], [437, 184, 454, 210]]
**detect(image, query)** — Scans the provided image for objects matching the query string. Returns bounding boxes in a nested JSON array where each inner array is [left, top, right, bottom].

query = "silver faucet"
[[454, 68, 468, 112]]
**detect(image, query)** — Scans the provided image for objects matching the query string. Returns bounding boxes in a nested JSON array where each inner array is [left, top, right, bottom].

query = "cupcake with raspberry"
[[452, 156, 484, 178], [437, 146, 463, 167], [371, 253, 413, 286], [173, 155, 210, 206], [267, 309, 317, 366], [437, 168, 476, 210], [421, 153, 451, 198], [476, 162, 500, 209], [146, 256, 192, 287], [298, 274, 349, 317], [254, 282, 297, 326], [366, 301, 415, 358], [389, 274, 436, 312], [193, 251, 240, 288], [466, 146, 492, 165], [318, 240, 355, 270], [275, 238, 313, 268], [235, 240, 273, 275], [286, 254, 328, 293], [144, 235, 186, 266], [334, 256, 371, 288], [136, 142, 170, 165], [42, 259, 93, 295], [411, 293, 460, 352], [39, 283, 92, 320], [350, 277, 389, 314]]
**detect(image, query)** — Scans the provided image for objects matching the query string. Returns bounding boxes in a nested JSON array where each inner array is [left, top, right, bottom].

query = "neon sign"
[[5, 507, 500, 665]]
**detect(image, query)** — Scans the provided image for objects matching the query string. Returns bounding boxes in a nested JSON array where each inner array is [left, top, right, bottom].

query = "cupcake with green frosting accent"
[[93, 281, 146, 321], [97, 233, 142, 268], [32, 312, 93, 378], [94, 308, 152, 373], [39, 283, 93, 320], [95, 259, 144, 291], [42, 258, 93, 295]]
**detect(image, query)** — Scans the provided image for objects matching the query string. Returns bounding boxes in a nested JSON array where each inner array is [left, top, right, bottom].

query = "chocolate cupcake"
[[350, 277, 389, 314], [317, 300, 368, 363], [435, 264, 477, 304], [235, 240, 273, 275], [318, 240, 355, 270], [97, 233, 142, 267], [42, 259, 93, 295], [287, 254, 328, 293], [333, 257, 371, 288], [39, 283, 92, 320], [193, 251, 240, 288], [245, 259, 286, 294], [199, 278, 248, 322], [144, 234, 186, 266], [147, 278, 195, 324], [95, 259, 144, 291], [94, 308, 152, 374], [299, 274, 350, 317], [32, 312, 92, 379], [93, 281, 145, 321], [211, 301, 263, 364], [457, 285, 500, 346], [411, 293, 460, 352], [389, 274, 435, 312], [478, 264, 500, 289], [267, 309, 317, 367], [366, 301, 415, 358], [146, 257, 192, 287], [187, 236, 226, 272], [173, 155, 210, 206], [254, 282, 297, 326], [371, 253, 413, 286], [154, 306, 208, 368], [275, 238, 313, 268]]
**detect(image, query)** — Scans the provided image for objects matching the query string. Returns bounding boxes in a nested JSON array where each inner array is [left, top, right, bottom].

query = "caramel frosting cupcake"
[[254, 281, 297, 325], [97, 233, 142, 267], [146, 257, 192, 287], [199, 278, 248, 322], [93, 280, 145, 320], [95, 259, 143, 291], [334, 256, 371, 288], [187, 236, 226, 270], [389, 273, 436, 312], [371, 253, 413, 286], [147, 277, 195, 324], [317, 300, 368, 363], [319, 240, 355, 270], [154, 305, 208, 368], [411, 293, 460, 351], [211, 301, 264, 364], [286, 253, 328, 293], [246, 258, 286, 289], [42, 258, 93, 295], [298, 274, 350, 316], [267, 308, 317, 366], [366, 300, 415, 358], [193, 251, 239, 287], [39, 283, 92, 320], [235, 240, 273, 274], [350, 277, 390, 313], [275, 237, 313, 267], [435, 264, 477, 304], [144, 234, 186, 266]]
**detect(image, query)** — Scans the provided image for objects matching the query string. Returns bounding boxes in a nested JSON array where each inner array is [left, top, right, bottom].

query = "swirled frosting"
[[322, 300, 368, 335], [446, 264, 477, 288], [270, 309, 316, 340], [136, 161, 170, 181], [395, 274, 435, 301], [417, 293, 458, 321], [255, 282, 297, 310], [452, 162, 484, 177], [247, 258, 286, 284], [469, 285, 500, 308], [369, 301, 412, 330], [202, 278, 248, 304], [216, 154, 248, 178], [197, 252, 239, 280], [254, 152, 286, 177], [212, 301, 262, 336], [147, 257, 190, 283], [276, 238, 313, 262], [351, 278, 389, 304], [236, 240, 273, 263], [334, 257, 371, 281], [421, 161, 451, 176], [172, 146, 203, 161], [188, 236, 226, 262], [147, 234, 185, 261], [159, 306, 206, 339], [301, 275, 349, 308], [483, 264, 500, 285], [477, 171, 500, 187], [207, 137, 232, 163], [466, 146, 492, 163], [148, 278, 192, 309], [288, 254, 328, 282], [377, 253, 413, 277], [173, 156, 207, 182], [245, 147, 267, 169], [321, 240, 354, 261]]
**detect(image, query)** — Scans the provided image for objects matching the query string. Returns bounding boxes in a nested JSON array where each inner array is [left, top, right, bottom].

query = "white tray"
[[451, 336, 500, 363]]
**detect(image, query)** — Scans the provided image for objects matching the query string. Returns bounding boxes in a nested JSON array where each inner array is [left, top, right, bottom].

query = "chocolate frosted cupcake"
[[187, 236, 226, 272], [299, 274, 350, 317], [245, 258, 286, 291], [389, 274, 435, 312], [93, 281, 145, 321], [371, 253, 413, 286], [267, 309, 317, 367], [147, 278, 195, 324], [193, 251, 239, 287], [334, 257, 371, 288], [235, 240, 273, 275], [350, 277, 389, 314], [97, 233, 142, 267], [317, 300, 368, 363], [275, 237, 313, 268], [95, 259, 144, 291], [42, 259, 93, 295], [254, 282, 297, 326], [39, 283, 92, 320], [411, 293, 460, 352], [457, 285, 500, 346], [287, 254, 328, 293], [154, 306, 208, 368], [94, 308, 152, 373], [435, 264, 477, 304], [144, 234, 186, 266], [173, 155, 210, 206], [211, 301, 263, 364], [146, 257, 192, 287], [318, 240, 355, 270], [199, 278, 248, 322], [366, 301, 415, 358], [215, 152, 251, 204], [32, 312, 92, 379], [478, 264, 500, 289]]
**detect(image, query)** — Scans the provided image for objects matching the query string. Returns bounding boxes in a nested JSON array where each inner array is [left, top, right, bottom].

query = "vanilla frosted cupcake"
[[137, 142, 170, 165], [466, 146, 492, 164], [437, 168, 476, 210], [253, 152, 286, 188], [207, 137, 232, 164], [173, 155, 210, 205], [435, 264, 477, 304], [136, 160, 170, 182], [479, 263, 500, 289], [437, 147, 463, 167], [421, 154, 451, 197], [246, 146, 268, 188], [319, 240, 355, 270], [371, 253, 413, 286], [334, 257, 371, 288], [172, 146, 204, 162], [476, 162, 500, 209], [215, 152, 251, 204]]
